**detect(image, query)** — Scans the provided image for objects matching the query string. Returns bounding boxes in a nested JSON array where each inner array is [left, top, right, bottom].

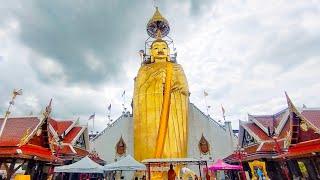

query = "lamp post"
[[0, 89, 23, 138], [235, 146, 247, 180]]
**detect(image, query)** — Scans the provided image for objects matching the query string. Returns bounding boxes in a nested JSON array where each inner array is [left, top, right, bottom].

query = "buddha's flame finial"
[[155, 29, 162, 40]]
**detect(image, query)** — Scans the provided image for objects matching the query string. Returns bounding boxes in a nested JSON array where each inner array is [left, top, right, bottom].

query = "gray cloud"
[[1, 0, 319, 131], [6, 1, 155, 85]]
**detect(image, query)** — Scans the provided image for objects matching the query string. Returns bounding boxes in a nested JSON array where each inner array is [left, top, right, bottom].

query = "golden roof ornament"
[[147, 7, 170, 38], [43, 98, 52, 118]]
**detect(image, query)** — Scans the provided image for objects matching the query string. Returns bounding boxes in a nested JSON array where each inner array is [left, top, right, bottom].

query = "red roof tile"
[[280, 139, 320, 158], [54, 144, 88, 156], [301, 110, 320, 129], [49, 118, 73, 136], [0, 144, 54, 162], [63, 127, 82, 143], [258, 140, 285, 152], [252, 109, 287, 131], [243, 123, 270, 141], [254, 116, 274, 130], [244, 144, 259, 154], [74, 147, 89, 157], [0, 117, 40, 146], [278, 120, 290, 139], [56, 145, 75, 155]]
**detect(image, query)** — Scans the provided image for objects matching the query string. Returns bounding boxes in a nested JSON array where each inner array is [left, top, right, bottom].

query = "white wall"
[[188, 103, 235, 161], [90, 114, 133, 163], [91, 103, 236, 164]]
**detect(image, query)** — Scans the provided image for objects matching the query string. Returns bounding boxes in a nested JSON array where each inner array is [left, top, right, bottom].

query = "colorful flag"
[[88, 113, 95, 120], [108, 104, 112, 111], [203, 90, 208, 97]]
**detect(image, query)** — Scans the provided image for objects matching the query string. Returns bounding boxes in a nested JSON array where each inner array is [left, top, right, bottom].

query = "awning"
[[208, 159, 242, 171], [104, 155, 146, 171], [54, 156, 104, 173]]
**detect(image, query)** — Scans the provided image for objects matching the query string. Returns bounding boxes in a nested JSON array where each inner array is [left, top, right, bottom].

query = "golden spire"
[[147, 7, 170, 38], [148, 7, 168, 26]]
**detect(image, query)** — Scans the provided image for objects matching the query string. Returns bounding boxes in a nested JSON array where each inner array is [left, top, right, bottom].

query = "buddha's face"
[[150, 41, 170, 62]]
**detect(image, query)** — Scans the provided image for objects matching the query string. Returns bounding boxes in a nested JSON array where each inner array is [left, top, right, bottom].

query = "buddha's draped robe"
[[133, 61, 189, 161]]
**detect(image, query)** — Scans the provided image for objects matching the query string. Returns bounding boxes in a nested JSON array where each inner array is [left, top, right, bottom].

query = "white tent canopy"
[[104, 155, 146, 171], [54, 156, 104, 173]]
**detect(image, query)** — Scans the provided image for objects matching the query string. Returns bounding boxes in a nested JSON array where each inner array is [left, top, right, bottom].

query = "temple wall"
[[188, 103, 236, 161], [90, 104, 236, 179], [90, 114, 133, 163], [90, 103, 236, 163]]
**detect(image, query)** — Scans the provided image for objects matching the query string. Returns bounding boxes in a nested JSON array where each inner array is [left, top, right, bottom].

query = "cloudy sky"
[[1, 0, 319, 131]]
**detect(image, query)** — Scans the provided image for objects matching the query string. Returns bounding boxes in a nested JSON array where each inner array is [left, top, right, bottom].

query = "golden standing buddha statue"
[[133, 8, 189, 162]]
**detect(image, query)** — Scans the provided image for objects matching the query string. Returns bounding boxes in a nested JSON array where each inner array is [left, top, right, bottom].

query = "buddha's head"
[[150, 39, 170, 63]]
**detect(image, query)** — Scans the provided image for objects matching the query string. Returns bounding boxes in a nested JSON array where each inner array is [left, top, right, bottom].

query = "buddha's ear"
[[149, 48, 154, 63]]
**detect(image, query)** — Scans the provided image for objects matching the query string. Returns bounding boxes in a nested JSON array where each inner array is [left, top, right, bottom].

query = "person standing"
[[168, 164, 176, 180]]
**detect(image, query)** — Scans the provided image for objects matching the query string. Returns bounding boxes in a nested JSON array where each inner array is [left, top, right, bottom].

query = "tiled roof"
[[0, 115, 88, 163], [242, 122, 270, 141], [301, 109, 320, 129], [54, 145, 88, 158], [0, 117, 40, 146], [63, 126, 82, 143], [253, 116, 274, 130], [241, 107, 320, 154], [278, 119, 290, 139], [55, 145, 74, 155], [49, 118, 73, 136], [251, 109, 287, 131], [258, 140, 285, 152], [74, 147, 89, 157], [0, 144, 54, 162], [279, 139, 320, 158], [244, 144, 260, 154]]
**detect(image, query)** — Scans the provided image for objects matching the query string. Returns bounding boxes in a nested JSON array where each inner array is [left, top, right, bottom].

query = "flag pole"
[[203, 90, 209, 115], [122, 90, 126, 113], [222, 105, 226, 122], [0, 89, 23, 138], [93, 113, 95, 132], [107, 104, 111, 121]]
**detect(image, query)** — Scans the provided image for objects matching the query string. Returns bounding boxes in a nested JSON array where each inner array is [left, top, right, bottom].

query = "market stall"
[[54, 156, 104, 179]]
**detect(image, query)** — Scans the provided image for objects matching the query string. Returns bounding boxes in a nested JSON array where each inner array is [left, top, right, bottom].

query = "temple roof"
[[301, 109, 320, 129], [0, 116, 57, 162], [0, 115, 88, 162], [234, 94, 320, 162], [49, 118, 74, 136], [0, 117, 40, 146], [63, 126, 83, 143]]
